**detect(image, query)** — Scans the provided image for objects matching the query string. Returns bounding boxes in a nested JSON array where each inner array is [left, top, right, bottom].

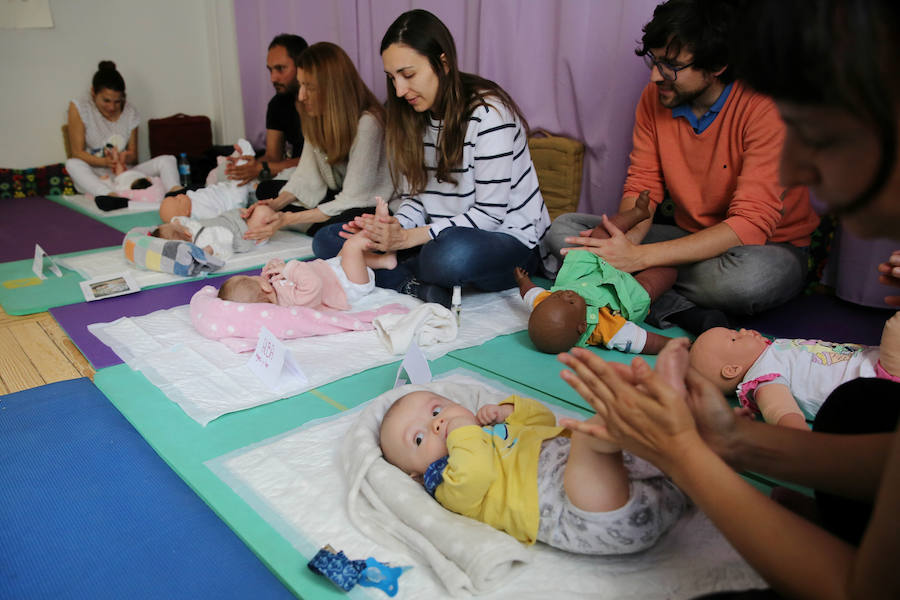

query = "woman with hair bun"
[[66, 60, 180, 202]]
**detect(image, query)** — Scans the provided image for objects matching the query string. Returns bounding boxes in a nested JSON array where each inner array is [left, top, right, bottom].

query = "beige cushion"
[[528, 130, 584, 220]]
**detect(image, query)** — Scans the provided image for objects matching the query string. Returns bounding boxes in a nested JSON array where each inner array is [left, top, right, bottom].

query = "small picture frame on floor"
[[79, 273, 141, 302]]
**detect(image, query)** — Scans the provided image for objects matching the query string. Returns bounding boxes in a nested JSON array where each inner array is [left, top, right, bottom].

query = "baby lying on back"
[[218, 231, 397, 310], [150, 204, 275, 261]]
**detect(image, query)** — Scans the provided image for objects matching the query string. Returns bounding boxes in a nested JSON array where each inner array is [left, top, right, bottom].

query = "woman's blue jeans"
[[312, 223, 541, 292]]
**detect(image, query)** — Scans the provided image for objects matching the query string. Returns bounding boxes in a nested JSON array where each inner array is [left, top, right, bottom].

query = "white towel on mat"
[[373, 303, 458, 354]]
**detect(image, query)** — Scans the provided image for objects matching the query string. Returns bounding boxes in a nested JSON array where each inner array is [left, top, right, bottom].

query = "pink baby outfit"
[[272, 259, 350, 310]]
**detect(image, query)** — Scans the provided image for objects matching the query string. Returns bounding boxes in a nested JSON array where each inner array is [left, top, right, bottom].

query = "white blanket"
[[88, 288, 531, 425], [55, 193, 160, 215], [207, 369, 765, 598], [58, 230, 313, 288]]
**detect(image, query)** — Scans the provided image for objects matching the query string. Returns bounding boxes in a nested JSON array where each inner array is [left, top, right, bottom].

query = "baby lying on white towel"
[[378, 388, 687, 554], [341, 379, 710, 596]]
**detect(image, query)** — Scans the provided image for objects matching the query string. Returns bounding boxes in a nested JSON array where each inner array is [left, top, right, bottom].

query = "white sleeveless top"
[[70, 95, 140, 157]]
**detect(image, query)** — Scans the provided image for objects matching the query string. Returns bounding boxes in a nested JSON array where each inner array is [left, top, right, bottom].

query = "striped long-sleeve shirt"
[[393, 99, 552, 257]]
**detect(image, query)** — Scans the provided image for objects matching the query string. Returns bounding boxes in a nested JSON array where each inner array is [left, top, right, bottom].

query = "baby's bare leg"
[[634, 266, 677, 302], [563, 416, 630, 512], [339, 233, 375, 284], [589, 190, 652, 240], [879, 311, 900, 376]]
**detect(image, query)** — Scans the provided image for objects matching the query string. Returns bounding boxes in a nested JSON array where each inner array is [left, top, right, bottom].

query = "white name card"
[[32, 244, 62, 280], [247, 326, 308, 391], [393, 341, 432, 388]]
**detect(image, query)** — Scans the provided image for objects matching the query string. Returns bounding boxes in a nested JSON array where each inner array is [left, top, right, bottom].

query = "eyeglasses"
[[643, 51, 693, 81]]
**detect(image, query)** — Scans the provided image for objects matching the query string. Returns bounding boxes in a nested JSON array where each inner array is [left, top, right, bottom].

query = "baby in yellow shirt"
[[379, 390, 686, 554]]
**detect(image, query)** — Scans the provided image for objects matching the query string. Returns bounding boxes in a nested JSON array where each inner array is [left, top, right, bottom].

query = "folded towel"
[[373, 302, 458, 354]]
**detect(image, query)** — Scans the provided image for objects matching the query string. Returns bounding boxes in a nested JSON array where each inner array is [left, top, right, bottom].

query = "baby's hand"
[[477, 404, 514, 426], [733, 406, 756, 421], [513, 267, 530, 285], [262, 258, 286, 280]]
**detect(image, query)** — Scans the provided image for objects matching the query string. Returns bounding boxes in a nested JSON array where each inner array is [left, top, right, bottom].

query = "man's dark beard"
[[657, 82, 708, 109], [275, 81, 299, 96]]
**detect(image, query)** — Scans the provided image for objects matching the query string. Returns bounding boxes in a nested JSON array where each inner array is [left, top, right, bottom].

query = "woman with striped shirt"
[[316, 9, 552, 307]]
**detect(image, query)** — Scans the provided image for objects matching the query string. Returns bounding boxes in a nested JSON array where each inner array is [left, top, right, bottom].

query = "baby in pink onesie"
[[217, 230, 397, 309]]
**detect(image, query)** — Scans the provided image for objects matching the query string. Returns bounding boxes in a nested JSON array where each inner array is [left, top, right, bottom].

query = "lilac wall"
[[232, 0, 897, 308], [232, 0, 658, 217]]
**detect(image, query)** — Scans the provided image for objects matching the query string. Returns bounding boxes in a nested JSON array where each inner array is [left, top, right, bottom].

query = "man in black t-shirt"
[[225, 33, 307, 190]]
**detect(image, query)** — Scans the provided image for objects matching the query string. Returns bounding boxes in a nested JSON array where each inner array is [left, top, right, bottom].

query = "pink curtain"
[[232, 0, 658, 216]]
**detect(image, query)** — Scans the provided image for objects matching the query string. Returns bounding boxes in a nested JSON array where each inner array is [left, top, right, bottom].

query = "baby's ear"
[[410, 472, 424, 484], [721, 364, 743, 381], [577, 321, 588, 334]]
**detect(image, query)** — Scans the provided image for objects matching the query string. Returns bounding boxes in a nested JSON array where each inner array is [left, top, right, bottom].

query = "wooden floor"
[[0, 305, 94, 395]]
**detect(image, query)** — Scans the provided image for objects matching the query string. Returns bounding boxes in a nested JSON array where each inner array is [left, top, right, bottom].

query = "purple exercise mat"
[[49, 269, 257, 369], [0, 196, 125, 262], [734, 291, 892, 346]]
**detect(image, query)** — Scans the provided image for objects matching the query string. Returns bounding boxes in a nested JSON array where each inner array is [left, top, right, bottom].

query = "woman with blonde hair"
[[242, 42, 392, 240]]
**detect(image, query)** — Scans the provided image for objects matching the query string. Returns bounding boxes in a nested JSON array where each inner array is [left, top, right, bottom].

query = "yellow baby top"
[[434, 394, 567, 544]]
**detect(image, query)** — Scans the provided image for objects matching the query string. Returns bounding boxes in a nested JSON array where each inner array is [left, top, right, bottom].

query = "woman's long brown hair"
[[380, 9, 529, 195]]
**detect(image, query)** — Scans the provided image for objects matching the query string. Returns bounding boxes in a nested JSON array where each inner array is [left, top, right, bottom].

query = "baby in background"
[[378, 389, 686, 554], [151, 204, 276, 261], [515, 191, 675, 355], [158, 139, 258, 223], [218, 199, 397, 308], [689, 313, 900, 429], [94, 146, 166, 210]]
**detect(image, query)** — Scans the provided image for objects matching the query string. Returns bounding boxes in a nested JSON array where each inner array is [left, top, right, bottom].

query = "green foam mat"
[[94, 356, 590, 599], [448, 324, 692, 412], [0, 248, 111, 315], [47, 194, 162, 232]]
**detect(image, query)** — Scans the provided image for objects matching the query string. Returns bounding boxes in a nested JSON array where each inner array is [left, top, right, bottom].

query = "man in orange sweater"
[[547, 0, 819, 335]]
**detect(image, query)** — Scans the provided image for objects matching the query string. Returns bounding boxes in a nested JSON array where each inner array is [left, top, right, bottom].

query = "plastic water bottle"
[[178, 152, 191, 188]]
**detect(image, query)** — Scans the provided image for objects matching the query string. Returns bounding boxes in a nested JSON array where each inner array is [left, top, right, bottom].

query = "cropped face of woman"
[[296, 68, 320, 117], [777, 101, 900, 239], [91, 87, 124, 120], [382, 43, 442, 114]]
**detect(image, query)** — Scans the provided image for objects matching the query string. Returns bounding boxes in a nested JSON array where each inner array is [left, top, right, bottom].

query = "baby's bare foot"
[[656, 337, 690, 397], [634, 190, 651, 219], [368, 252, 398, 271]]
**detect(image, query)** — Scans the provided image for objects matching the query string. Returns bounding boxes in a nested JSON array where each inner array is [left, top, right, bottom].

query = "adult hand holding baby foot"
[[557, 341, 706, 472]]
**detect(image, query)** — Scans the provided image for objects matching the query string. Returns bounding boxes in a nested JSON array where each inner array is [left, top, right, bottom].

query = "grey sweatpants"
[[535, 437, 687, 555]]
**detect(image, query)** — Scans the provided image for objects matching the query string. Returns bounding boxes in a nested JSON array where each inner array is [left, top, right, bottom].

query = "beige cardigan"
[[281, 111, 394, 216]]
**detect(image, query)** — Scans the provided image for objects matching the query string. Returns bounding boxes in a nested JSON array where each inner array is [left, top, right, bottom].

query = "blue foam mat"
[[0, 378, 294, 600]]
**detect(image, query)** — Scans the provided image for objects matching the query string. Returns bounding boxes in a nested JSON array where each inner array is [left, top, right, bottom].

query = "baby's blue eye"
[[432, 406, 442, 417], [414, 433, 424, 446]]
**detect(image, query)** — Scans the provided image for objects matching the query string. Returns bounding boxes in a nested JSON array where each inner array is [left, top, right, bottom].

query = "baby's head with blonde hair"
[[217, 275, 276, 304]]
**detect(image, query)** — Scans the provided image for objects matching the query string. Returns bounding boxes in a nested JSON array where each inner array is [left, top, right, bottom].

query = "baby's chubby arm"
[[476, 403, 515, 426], [755, 383, 808, 430]]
